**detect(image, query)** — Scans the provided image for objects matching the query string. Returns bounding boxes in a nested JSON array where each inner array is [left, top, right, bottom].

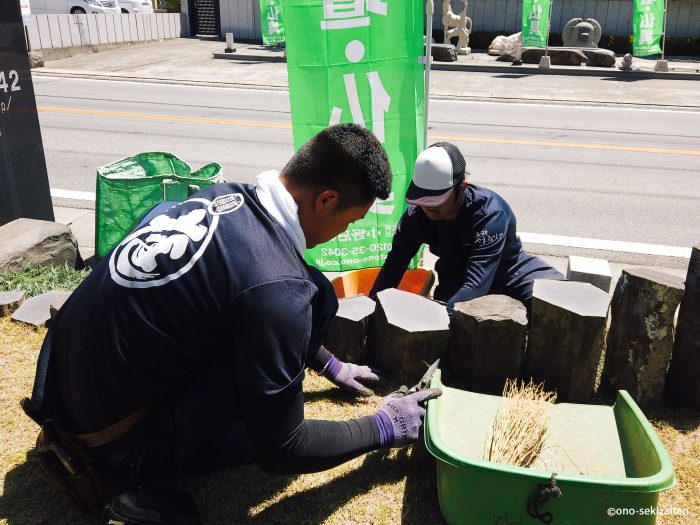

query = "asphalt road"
[[33, 75, 700, 265]]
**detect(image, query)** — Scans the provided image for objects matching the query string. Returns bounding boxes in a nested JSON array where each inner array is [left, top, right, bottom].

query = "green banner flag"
[[522, 0, 551, 48], [261, 0, 285, 45], [285, 0, 425, 271], [633, 0, 664, 56]]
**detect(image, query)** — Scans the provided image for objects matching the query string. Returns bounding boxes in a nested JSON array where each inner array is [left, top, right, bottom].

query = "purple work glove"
[[373, 386, 443, 447], [322, 354, 381, 397]]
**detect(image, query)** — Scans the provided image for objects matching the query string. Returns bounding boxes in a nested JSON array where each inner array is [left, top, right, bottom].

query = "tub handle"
[[527, 472, 562, 523]]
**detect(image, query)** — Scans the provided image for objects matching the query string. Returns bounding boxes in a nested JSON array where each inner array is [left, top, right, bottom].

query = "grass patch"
[[0, 265, 89, 298], [0, 316, 697, 524]]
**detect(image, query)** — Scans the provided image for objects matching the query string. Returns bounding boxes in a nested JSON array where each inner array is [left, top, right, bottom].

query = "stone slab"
[[430, 43, 458, 62], [524, 280, 610, 402], [581, 48, 616, 68], [368, 288, 450, 382], [0, 219, 79, 272], [566, 255, 613, 293], [11, 291, 72, 328], [666, 245, 700, 408], [522, 47, 588, 66], [603, 268, 685, 404], [0, 291, 26, 316], [448, 295, 527, 393], [324, 295, 376, 363]]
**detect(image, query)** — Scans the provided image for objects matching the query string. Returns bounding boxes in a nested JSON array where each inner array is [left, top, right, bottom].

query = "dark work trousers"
[[143, 350, 255, 477], [433, 262, 565, 316]]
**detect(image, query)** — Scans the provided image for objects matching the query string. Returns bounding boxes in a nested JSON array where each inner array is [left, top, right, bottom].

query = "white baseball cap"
[[405, 143, 467, 207]]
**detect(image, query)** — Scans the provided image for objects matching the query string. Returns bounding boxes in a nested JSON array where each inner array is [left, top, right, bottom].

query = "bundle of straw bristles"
[[487, 379, 557, 468]]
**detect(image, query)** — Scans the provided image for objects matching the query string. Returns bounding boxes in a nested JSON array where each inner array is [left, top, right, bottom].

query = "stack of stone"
[[0, 218, 79, 327]]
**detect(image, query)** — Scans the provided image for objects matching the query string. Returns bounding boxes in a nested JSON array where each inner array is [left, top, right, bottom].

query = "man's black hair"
[[282, 124, 392, 210]]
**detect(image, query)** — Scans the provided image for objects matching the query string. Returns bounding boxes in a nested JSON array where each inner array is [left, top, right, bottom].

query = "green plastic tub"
[[424, 370, 675, 525]]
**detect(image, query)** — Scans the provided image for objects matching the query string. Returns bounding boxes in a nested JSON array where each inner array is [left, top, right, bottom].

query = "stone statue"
[[488, 32, 522, 56], [561, 18, 602, 48], [442, 0, 472, 55], [619, 53, 633, 71]]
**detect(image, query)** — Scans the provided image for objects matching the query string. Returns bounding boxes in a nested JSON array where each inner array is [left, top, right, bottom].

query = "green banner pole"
[[424, 0, 433, 149], [661, 0, 668, 60]]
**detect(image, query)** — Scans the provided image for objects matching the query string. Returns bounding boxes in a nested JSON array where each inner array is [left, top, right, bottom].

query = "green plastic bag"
[[95, 152, 223, 258]]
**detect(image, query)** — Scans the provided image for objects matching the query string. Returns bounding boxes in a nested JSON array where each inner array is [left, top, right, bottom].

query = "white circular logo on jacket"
[[109, 194, 243, 288]]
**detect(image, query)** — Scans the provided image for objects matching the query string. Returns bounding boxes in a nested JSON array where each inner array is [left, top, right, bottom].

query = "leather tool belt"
[[28, 401, 148, 514]]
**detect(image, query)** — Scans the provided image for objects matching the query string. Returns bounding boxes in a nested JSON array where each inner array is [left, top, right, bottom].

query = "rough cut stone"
[[11, 291, 72, 328], [431, 43, 458, 62], [566, 255, 613, 293], [368, 288, 450, 382], [29, 51, 44, 68], [522, 47, 588, 66], [50, 295, 70, 319], [1, 291, 26, 316], [447, 295, 527, 394], [666, 245, 700, 408], [324, 295, 376, 363], [580, 48, 616, 68], [602, 268, 685, 404], [0, 219, 79, 272], [524, 280, 610, 402]]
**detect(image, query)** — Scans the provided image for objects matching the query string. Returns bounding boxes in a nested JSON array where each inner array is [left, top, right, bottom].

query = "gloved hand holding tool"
[[322, 354, 382, 397], [373, 359, 442, 447]]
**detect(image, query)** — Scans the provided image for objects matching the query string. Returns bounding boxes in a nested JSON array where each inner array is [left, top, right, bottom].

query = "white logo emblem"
[[109, 194, 243, 288]]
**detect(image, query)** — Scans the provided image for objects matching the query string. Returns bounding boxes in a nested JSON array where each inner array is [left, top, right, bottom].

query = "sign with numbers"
[[0, 2, 53, 225], [285, 0, 425, 271]]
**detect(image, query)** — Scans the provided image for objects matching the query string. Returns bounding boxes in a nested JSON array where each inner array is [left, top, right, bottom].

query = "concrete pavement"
[[34, 38, 700, 109]]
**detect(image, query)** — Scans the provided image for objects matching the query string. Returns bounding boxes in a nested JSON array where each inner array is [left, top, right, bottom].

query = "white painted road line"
[[519, 232, 692, 258], [51, 188, 96, 201], [50, 188, 692, 258]]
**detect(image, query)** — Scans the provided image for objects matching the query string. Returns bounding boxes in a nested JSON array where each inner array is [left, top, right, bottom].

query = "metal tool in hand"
[[390, 359, 441, 402], [406, 358, 440, 395]]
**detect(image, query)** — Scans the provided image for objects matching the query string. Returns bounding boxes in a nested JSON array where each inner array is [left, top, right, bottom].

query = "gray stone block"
[[448, 295, 528, 394], [0, 219, 79, 272], [602, 268, 685, 405], [324, 295, 376, 363], [666, 245, 700, 408], [581, 48, 616, 68], [0, 291, 26, 316], [522, 47, 588, 66], [368, 289, 450, 382], [566, 255, 613, 293], [11, 291, 72, 328], [524, 280, 610, 402], [431, 43, 458, 62]]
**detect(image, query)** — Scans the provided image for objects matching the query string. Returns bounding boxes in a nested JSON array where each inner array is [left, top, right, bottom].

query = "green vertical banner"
[[261, 0, 285, 45], [285, 0, 425, 271], [522, 0, 551, 48], [633, 0, 664, 56]]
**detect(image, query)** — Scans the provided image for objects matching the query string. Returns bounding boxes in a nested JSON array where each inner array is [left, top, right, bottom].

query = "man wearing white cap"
[[370, 142, 563, 315]]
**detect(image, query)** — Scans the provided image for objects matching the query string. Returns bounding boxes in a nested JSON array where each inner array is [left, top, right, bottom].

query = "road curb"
[[33, 70, 700, 111], [211, 51, 700, 81]]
